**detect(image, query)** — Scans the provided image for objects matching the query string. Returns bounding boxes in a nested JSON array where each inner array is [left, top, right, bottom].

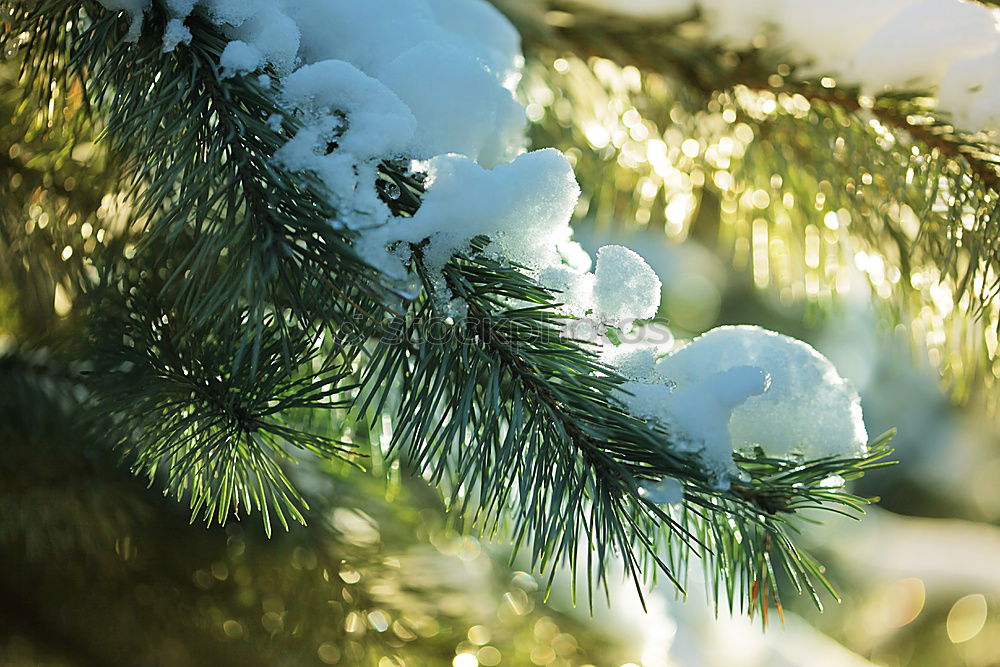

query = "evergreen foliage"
[[0, 0, 907, 628]]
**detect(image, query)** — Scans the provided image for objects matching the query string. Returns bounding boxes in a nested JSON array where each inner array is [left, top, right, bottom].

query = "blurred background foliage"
[[5, 2, 1000, 666], [510, 0, 1000, 405]]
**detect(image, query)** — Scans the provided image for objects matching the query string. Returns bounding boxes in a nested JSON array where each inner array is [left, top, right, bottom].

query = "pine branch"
[[6, 1, 383, 529], [356, 236, 893, 613], [86, 278, 362, 535], [6, 0, 895, 614], [8, 2, 380, 352]]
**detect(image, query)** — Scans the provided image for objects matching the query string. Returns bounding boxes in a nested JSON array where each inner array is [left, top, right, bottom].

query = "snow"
[[571, 0, 697, 18], [556, 240, 592, 274], [205, 0, 300, 74], [218, 40, 263, 76], [287, 0, 521, 86], [540, 244, 662, 341], [612, 326, 867, 481], [599, 322, 675, 381], [701, 1, 776, 49], [164, 0, 197, 15], [284, 2, 525, 165], [288, 2, 447, 77], [355, 149, 580, 279], [663, 364, 770, 476], [850, 0, 998, 93], [161, 19, 192, 53], [620, 363, 769, 481], [592, 245, 662, 328], [280, 60, 416, 160], [662, 326, 867, 466], [939, 45, 1000, 132], [121, 0, 534, 280], [424, 0, 524, 89], [198, 0, 256, 24], [771, 0, 918, 80], [377, 41, 526, 166], [269, 60, 418, 231]]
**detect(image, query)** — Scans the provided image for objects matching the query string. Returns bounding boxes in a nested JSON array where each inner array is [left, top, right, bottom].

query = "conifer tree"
[[10, 0, 999, 661]]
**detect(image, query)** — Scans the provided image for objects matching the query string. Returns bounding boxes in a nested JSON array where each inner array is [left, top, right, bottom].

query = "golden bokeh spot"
[[946, 594, 988, 643]]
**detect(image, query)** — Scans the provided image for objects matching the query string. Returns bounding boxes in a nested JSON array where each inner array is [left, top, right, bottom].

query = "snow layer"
[[356, 149, 580, 278], [164, 0, 196, 14], [599, 322, 675, 380], [617, 326, 868, 480], [575, 0, 1000, 133], [218, 40, 264, 75], [851, 0, 997, 92], [95, 0, 530, 271], [939, 46, 1000, 132], [280, 60, 416, 160], [283, 0, 525, 165], [377, 42, 525, 167], [121, 0, 528, 277]]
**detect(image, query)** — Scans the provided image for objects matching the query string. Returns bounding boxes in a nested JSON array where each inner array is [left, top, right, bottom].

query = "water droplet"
[[393, 277, 422, 301], [511, 571, 538, 592], [380, 181, 401, 200], [818, 474, 845, 488], [638, 477, 683, 505]]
